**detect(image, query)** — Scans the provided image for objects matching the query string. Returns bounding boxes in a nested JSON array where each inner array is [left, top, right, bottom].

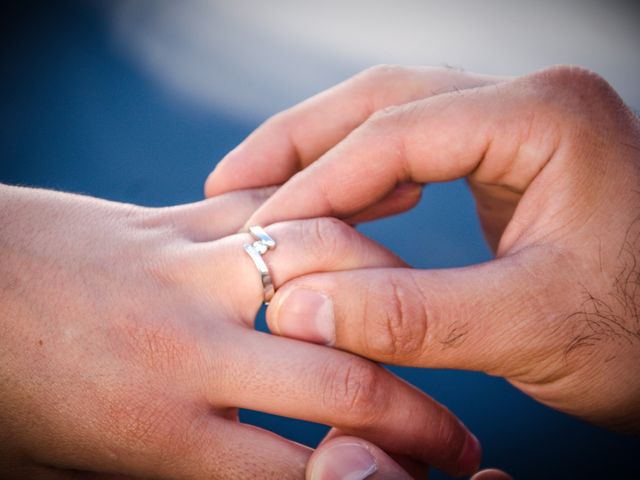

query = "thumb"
[[268, 247, 574, 379], [307, 437, 509, 480], [307, 436, 414, 480]]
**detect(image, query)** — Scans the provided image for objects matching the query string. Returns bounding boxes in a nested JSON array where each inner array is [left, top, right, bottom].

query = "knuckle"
[[530, 65, 623, 115], [138, 206, 189, 242], [520, 65, 634, 166], [362, 272, 430, 362], [103, 391, 183, 457], [113, 312, 196, 376], [262, 109, 291, 132], [354, 65, 413, 114], [136, 230, 196, 290], [300, 217, 354, 265], [536, 65, 610, 93], [144, 250, 187, 289], [320, 358, 385, 425], [139, 326, 189, 371], [358, 63, 407, 85], [256, 109, 302, 150]]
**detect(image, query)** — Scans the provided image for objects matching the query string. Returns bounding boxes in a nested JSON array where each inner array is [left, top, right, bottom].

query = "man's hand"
[[205, 65, 503, 224], [0, 185, 479, 478], [306, 436, 512, 480], [205, 65, 640, 432]]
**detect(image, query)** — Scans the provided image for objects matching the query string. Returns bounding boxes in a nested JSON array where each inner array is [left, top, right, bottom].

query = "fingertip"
[[204, 145, 247, 197], [471, 468, 513, 480], [203, 169, 218, 198], [307, 436, 413, 480], [204, 162, 229, 198], [457, 433, 482, 476], [242, 203, 280, 231]]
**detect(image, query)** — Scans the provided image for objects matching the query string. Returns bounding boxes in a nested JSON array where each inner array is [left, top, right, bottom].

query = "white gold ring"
[[243, 226, 276, 304]]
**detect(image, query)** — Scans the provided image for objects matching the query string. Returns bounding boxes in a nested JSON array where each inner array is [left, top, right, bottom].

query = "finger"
[[189, 217, 408, 321], [320, 428, 429, 479], [205, 66, 504, 197], [159, 417, 311, 480], [153, 187, 277, 241], [306, 436, 414, 480], [35, 410, 310, 479], [343, 182, 423, 225], [208, 328, 481, 477], [267, 248, 574, 380], [245, 71, 562, 227], [471, 469, 513, 480]]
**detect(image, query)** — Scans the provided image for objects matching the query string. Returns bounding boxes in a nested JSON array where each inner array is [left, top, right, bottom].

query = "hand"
[[0, 185, 480, 478], [205, 65, 503, 224], [205, 65, 640, 432]]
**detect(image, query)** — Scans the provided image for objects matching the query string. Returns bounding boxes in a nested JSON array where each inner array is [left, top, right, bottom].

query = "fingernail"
[[274, 288, 335, 345], [471, 469, 513, 480], [311, 443, 378, 480], [458, 433, 482, 474]]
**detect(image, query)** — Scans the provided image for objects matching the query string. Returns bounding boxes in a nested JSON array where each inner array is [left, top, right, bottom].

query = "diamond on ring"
[[243, 226, 276, 304]]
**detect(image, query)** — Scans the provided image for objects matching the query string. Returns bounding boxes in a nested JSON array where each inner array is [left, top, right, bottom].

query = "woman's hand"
[[0, 184, 479, 479], [205, 65, 640, 433]]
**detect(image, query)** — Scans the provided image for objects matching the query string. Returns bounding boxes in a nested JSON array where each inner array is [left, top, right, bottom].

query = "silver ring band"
[[243, 226, 276, 304]]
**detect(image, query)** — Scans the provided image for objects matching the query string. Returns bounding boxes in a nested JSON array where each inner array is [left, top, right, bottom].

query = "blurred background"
[[1, 0, 639, 478]]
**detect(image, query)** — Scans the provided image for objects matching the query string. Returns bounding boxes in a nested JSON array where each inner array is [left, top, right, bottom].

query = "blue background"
[[1, 2, 638, 478]]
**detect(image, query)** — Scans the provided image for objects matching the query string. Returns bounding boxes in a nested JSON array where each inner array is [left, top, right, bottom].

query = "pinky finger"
[[129, 415, 310, 480]]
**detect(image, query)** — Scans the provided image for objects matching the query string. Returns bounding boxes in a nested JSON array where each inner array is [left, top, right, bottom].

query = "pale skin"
[[0, 185, 482, 478], [206, 64, 640, 477]]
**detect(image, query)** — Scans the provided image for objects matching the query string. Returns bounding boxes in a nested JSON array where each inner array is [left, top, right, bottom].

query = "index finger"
[[244, 72, 558, 227], [205, 66, 503, 197]]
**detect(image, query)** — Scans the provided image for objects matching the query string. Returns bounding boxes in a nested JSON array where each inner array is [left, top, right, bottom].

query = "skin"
[[205, 65, 640, 477], [306, 436, 512, 480], [0, 184, 481, 479]]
